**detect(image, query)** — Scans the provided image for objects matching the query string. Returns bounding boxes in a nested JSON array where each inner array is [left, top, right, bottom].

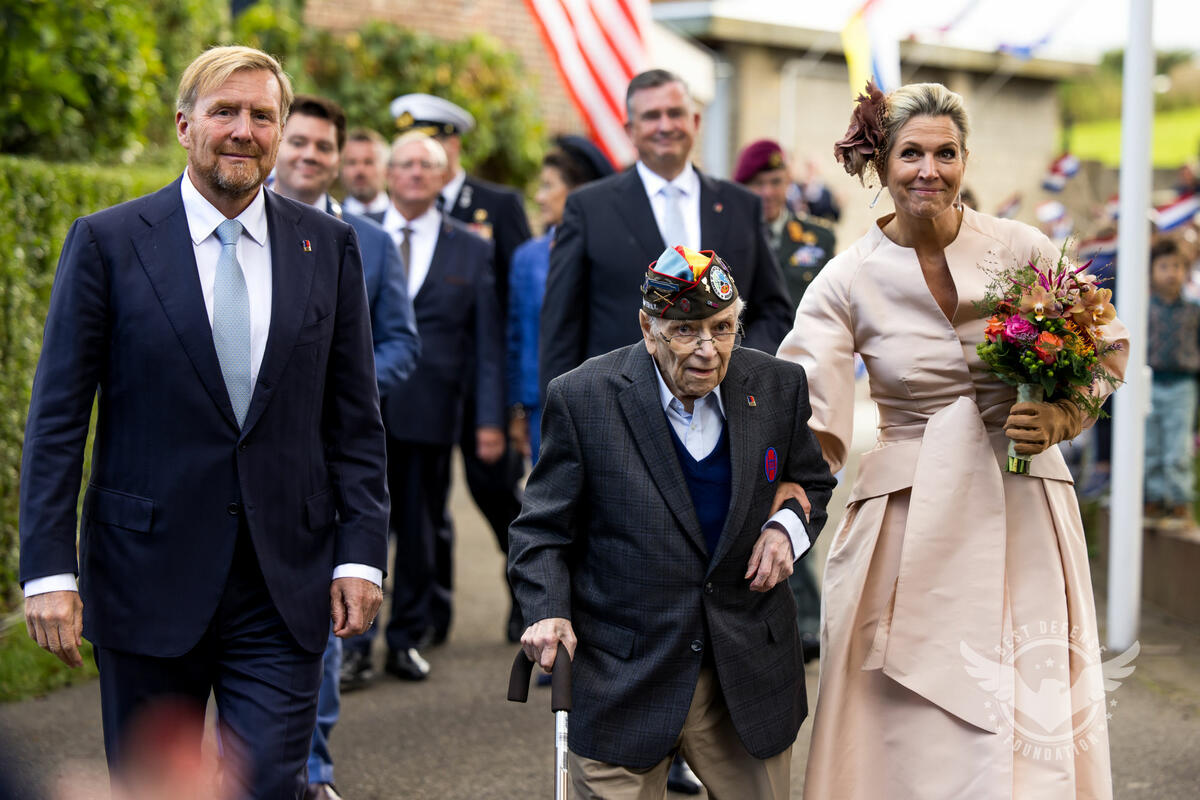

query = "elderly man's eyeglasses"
[[656, 325, 740, 351]]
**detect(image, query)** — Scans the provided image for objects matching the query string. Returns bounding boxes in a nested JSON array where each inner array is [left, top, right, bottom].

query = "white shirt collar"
[[636, 161, 699, 199], [441, 168, 467, 208], [651, 353, 725, 419], [403, 203, 441, 235], [181, 169, 269, 247]]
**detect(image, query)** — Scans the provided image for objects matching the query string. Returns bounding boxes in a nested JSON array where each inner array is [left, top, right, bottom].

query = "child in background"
[[1145, 238, 1200, 525]]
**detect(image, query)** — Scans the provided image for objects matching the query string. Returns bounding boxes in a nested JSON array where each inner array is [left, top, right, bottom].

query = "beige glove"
[[1004, 398, 1084, 456]]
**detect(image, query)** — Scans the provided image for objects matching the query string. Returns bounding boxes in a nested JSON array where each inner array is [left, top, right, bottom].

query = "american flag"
[[524, 0, 649, 167]]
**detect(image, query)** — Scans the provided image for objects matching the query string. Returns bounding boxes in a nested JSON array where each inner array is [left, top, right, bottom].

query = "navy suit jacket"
[[338, 208, 420, 392], [19, 178, 390, 656], [381, 215, 504, 445], [539, 167, 794, 398]]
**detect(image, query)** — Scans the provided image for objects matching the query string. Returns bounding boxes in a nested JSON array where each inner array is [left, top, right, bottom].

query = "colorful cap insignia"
[[641, 246, 740, 320]]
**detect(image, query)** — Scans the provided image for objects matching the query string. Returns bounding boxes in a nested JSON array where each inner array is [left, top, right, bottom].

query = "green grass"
[[1069, 106, 1200, 168], [0, 620, 97, 703]]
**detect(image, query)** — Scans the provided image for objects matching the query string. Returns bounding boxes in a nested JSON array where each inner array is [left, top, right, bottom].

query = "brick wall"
[[304, 0, 585, 137]]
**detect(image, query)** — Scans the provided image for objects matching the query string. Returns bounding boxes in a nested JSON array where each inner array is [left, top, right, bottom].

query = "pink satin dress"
[[778, 208, 1128, 800]]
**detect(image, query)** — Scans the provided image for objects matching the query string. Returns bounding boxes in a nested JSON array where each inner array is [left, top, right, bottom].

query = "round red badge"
[[764, 447, 778, 482]]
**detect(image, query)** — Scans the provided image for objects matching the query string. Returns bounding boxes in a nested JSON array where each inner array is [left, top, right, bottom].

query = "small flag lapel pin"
[[302, 240, 312, 252], [746, 395, 756, 407]]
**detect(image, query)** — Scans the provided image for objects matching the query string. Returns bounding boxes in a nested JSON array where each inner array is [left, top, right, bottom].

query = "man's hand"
[[25, 590, 84, 667], [508, 415, 531, 459], [520, 617, 577, 673], [477, 426, 505, 464], [745, 526, 794, 593], [770, 481, 811, 519], [331, 577, 383, 638]]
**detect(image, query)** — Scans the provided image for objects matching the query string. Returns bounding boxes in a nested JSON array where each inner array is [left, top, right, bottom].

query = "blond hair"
[[176, 46, 294, 119], [877, 83, 970, 180], [389, 131, 448, 170]]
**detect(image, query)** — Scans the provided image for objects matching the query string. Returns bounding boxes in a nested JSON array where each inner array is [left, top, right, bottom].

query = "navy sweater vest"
[[667, 421, 732, 559]]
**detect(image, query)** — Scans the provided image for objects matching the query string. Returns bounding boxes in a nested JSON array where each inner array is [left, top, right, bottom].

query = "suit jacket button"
[[704, 582, 714, 595], [226, 502, 241, 516], [690, 640, 703, 653], [237, 442, 247, 452]]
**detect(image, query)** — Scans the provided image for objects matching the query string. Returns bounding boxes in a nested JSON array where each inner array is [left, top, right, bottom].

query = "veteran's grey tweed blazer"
[[508, 342, 836, 768]]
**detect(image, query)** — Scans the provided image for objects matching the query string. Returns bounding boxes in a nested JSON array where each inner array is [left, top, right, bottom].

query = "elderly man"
[[19, 47, 388, 798], [509, 246, 835, 799]]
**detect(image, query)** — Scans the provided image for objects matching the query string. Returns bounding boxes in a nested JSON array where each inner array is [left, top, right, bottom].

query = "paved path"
[[1, 452, 1198, 798]]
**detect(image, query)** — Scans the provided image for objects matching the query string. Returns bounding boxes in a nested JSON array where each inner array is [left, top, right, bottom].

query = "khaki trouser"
[[569, 666, 792, 800]]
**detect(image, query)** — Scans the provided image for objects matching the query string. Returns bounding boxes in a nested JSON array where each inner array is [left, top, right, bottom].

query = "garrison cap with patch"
[[389, 93, 476, 136], [642, 246, 739, 320], [733, 139, 786, 185]]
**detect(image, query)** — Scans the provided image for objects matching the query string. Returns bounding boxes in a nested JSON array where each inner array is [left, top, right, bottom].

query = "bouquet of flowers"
[[975, 246, 1121, 473]]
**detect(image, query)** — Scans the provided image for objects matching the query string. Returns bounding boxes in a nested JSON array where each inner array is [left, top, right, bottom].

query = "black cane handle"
[[506, 643, 572, 712]]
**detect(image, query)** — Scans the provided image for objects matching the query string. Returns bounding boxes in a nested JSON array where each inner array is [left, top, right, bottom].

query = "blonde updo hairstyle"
[[834, 81, 970, 187]]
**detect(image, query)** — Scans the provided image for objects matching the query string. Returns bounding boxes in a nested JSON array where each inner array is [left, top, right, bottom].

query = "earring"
[[954, 193, 964, 211], [869, 186, 884, 209]]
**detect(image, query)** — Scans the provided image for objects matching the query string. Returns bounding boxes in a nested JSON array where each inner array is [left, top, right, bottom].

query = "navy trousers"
[[95, 528, 323, 800]]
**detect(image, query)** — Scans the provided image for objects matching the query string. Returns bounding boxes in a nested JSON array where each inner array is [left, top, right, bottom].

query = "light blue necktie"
[[660, 183, 688, 249], [213, 219, 252, 427]]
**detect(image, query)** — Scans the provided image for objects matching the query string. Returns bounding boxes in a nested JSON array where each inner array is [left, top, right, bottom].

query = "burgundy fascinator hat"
[[833, 80, 889, 185]]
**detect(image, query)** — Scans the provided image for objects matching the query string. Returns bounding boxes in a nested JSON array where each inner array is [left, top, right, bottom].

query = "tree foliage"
[[0, 0, 164, 161], [1060, 49, 1200, 125], [297, 22, 545, 189]]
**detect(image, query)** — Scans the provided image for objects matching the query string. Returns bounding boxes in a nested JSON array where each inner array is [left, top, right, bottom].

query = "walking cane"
[[508, 643, 572, 800]]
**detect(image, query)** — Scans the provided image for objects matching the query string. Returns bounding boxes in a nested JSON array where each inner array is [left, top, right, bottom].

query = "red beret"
[[733, 139, 786, 184]]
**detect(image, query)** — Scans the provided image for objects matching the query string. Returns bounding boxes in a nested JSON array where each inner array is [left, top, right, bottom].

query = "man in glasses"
[[508, 246, 836, 799]]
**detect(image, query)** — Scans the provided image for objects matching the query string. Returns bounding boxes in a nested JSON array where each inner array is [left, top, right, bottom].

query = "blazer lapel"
[[698, 171, 732, 252], [612, 168, 666, 258], [241, 191, 315, 433], [706, 351, 756, 572], [132, 180, 240, 429], [415, 220, 454, 304], [616, 347, 708, 558]]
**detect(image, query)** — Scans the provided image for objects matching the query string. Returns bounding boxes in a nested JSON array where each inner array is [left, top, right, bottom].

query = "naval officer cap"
[[389, 93, 476, 136], [642, 245, 739, 320]]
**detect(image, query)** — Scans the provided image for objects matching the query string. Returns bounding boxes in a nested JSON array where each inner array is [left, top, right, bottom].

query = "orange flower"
[[1033, 331, 1064, 364], [1068, 284, 1116, 328], [984, 315, 1006, 342], [1019, 285, 1061, 321]]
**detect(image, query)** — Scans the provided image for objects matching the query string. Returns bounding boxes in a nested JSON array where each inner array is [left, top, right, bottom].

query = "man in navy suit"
[[345, 131, 504, 681], [19, 47, 389, 799], [272, 94, 420, 800]]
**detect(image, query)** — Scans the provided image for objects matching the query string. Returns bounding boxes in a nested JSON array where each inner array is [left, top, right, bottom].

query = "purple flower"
[[1002, 315, 1038, 344]]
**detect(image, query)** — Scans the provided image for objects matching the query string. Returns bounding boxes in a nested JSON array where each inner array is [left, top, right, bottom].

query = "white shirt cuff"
[[763, 509, 810, 561], [333, 563, 383, 587], [23, 573, 79, 597]]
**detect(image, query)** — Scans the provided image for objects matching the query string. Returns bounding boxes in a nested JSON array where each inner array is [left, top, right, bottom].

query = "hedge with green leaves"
[[0, 155, 181, 612]]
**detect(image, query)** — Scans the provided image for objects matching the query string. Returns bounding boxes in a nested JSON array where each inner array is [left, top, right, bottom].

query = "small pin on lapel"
[[746, 395, 756, 407], [714, 202, 724, 213], [302, 240, 312, 252]]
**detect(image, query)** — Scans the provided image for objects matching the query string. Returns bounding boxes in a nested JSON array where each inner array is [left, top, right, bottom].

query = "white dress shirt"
[[440, 168, 467, 211], [343, 192, 390, 218], [382, 203, 441, 298], [26, 174, 381, 597], [637, 161, 701, 252], [652, 361, 809, 561]]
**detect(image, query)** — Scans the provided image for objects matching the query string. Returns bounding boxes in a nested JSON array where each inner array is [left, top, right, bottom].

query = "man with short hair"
[[20, 47, 388, 799], [340, 128, 392, 224], [273, 93, 420, 800], [539, 70, 794, 402], [345, 131, 504, 681], [510, 246, 835, 799], [390, 93, 531, 643]]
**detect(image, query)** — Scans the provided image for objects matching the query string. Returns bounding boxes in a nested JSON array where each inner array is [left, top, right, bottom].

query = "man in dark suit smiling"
[[19, 46, 389, 799], [539, 70, 794, 400]]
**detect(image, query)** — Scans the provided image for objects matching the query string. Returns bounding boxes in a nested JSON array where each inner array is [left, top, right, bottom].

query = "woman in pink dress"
[[778, 82, 1128, 799]]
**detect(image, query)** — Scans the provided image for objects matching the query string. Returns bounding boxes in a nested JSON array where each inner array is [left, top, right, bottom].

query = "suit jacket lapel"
[[415, 220, 454, 304], [698, 171, 732, 252], [707, 351, 755, 572], [132, 179, 240, 429], [612, 168, 666, 258], [241, 191, 315, 433], [616, 347, 708, 558]]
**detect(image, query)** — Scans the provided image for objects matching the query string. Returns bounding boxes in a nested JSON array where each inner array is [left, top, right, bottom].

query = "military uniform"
[[768, 210, 836, 310]]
